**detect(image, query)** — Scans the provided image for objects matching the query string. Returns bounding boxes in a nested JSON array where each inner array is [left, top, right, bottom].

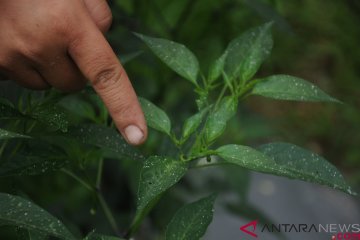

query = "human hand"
[[0, 0, 147, 145]]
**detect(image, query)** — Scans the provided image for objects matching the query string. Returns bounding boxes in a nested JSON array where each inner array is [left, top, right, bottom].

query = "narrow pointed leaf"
[[0, 193, 75, 240], [217, 143, 354, 195], [225, 22, 273, 82], [58, 95, 96, 121], [217, 144, 277, 173], [31, 105, 68, 132], [182, 108, 209, 139], [135, 33, 199, 84], [16, 228, 48, 240], [165, 194, 216, 240], [0, 128, 30, 140], [208, 52, 227, 83], [139, 97, 171, 135], [67, 124, 144, 161], [134, 156, 187, 225], [251, 75, 341, 103], [204, 97, 237, 143], [0, 154, 67, 177], [258, 142, 354, 195]]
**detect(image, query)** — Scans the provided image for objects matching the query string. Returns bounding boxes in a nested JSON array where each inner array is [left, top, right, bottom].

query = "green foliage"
[[204, 97, 238, 143], [208, 52, 227, 83], [182, 107, 208, 140], [0, 193, 75, 240], [132, 156, 188, 233], [258, 142, 352, 194], [224, 22, 273, 82], [165, 194, 216, 240], [0, 21, 355, 240], [0, 154, 67, 177], [216, 144, 276, 173], [0, 129, 30, 140], [31, 104, 69, 133], [67, 124, 143, 161], [139, 97, 171, 136], [135, 33, 199, 85], [252, 75, 341, 102]]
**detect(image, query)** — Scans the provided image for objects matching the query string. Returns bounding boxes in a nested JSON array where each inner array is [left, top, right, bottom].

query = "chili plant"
[[0, 22, 356, 240]]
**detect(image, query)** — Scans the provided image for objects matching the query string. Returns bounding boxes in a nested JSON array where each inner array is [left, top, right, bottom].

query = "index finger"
[[68, 21, 147, 145]]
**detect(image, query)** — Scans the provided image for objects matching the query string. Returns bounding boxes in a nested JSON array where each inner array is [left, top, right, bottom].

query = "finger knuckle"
[[92, 65, 123, 90], [99, 13, 113, 32]]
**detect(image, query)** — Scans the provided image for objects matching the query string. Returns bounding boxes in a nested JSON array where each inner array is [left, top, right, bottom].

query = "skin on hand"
[[0, 0, 147, 145]]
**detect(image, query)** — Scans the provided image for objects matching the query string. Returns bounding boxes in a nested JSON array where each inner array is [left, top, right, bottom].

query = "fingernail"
[[124, 125, 144, 145]]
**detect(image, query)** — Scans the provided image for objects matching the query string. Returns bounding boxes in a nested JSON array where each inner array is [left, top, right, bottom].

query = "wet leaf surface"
[[135, 33, 199, 85], [0, 193, 75, 240], [258, 142, 354, 194], [134, 156, 188, 225], [139, 97, 171, 136], [204, 97, 238, 143], [251, 75, 341, 103], [66, 124, 144, 161], [225, 22, 273, 82], [0, 128, 30, 140], [165, 194, 216, 240]]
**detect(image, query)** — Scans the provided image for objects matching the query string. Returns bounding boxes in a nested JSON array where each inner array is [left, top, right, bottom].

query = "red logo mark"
[[240, 220, 258, 238]]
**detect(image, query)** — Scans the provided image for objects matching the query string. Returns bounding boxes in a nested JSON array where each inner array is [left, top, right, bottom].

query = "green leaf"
[[182, 108, 209, 139], [258, 142, 354, 195], [139, 97, 171, 135], [134, 156, 187, 227], [16, 228, 48, 240], [165, 194, 216, 240], [204, 97, 238, 143], [208, 51, 227, 83], [31, 104, 68, 132], [217, 143, 355, 195], [224, 22, 273, 82], [251, 75, 341, 103], [0, 154, 67, 177], [0, 193, 75, 240], [135, 33, 199, 85], [66, 124, 144, 161], [0, 128, 30, 140], [217, 144, 277, 173], [58, 95, 96, 121]]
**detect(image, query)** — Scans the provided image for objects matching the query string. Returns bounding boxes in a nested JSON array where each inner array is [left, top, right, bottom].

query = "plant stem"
[[95, 158, 121, 235], [0, 140, 8, 159], [96, 158, 104, 190], [190, 161, 233, 169], [186, 149, 218, 162], [214, 84, 227, 110], [61, 168, 93, 192], [62, 167, 121, 236], [96, 192, 121, 236]]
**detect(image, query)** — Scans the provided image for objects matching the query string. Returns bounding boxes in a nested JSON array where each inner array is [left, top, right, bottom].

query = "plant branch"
[[61, 168, 93, 192], [96, 158, 104, 190], [96, 192, 121, 236], [62, 167, 121, 236]]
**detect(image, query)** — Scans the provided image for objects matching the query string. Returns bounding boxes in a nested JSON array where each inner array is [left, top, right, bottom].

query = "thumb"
[[68, 21, 147, 145]]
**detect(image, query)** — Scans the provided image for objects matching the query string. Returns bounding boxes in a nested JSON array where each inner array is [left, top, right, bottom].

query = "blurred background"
[[1, 0, 360, 239]]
